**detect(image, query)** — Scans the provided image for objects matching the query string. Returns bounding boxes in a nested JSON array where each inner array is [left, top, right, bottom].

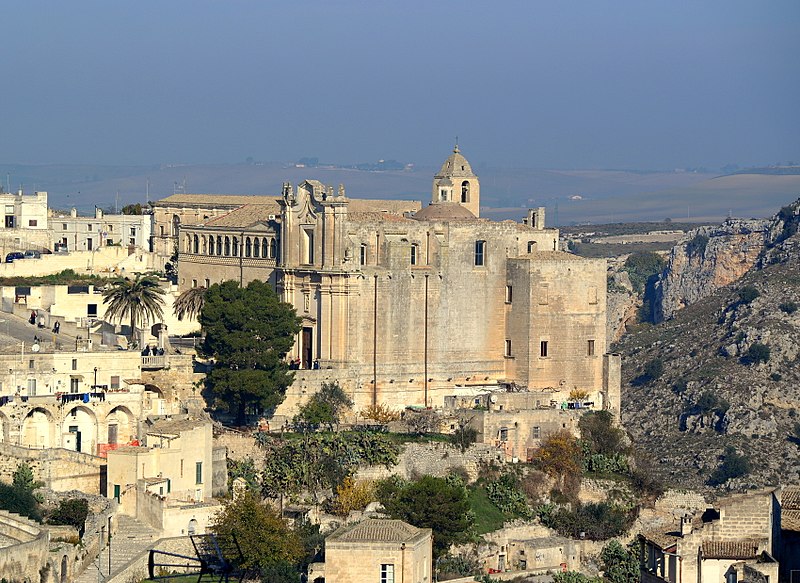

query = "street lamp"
[[94, 367, 98, 390]]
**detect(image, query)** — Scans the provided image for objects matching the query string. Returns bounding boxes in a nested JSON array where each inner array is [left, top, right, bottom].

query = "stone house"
[[318, 518, 432, 583], [48, 206, 152, 252], [478, 522, 582, 574], [157, 146, 620, 417], [639, 488, 780, 583], [0, 190, 50, 256], [779, 486, 800, 581], [446, 389, 611, 462], [106, 417, 224, 537]]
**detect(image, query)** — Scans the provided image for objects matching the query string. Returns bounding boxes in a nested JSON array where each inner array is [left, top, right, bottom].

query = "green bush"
[[48, 498, 89, 536], [737, 285, 760, 304], [708, 447, 751, 486], [540, 502, 636, 541], [622, 252, 665, 293], [485, 474, 532, 518], [779, 301, 798, 315], [745, 343, 770, 365]]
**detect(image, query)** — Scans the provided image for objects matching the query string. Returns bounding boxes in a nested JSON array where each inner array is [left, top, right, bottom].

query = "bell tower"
[[431, 144, 480, 217]]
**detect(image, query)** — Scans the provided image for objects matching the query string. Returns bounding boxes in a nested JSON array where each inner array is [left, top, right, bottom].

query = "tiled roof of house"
[[327, 519, 428, 543], [782, 486, 800, 509], [203, 204, 281, 228], [641, 527, 680, 550], [701, 540, 762, 560], [783, 509, 800, 532]]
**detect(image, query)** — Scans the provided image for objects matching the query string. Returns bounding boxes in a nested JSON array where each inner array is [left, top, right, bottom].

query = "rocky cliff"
[[654, 200, 800, 321], [619, 198, 800, 492], [653, 219, 770, 321]]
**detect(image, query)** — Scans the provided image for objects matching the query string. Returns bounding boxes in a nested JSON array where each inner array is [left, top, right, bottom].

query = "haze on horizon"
[[2, 1, 798, 171]]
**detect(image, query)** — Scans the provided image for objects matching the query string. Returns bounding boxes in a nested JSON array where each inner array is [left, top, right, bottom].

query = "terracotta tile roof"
[[701, 540, 762, 560], [783, 509, 800, 532], [782, 486, 800, 509], [641, 526, 680, 550], [327, 519, 428, 543], [203, 204, 281, 228]]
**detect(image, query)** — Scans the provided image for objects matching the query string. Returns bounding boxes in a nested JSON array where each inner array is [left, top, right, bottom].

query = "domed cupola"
[[431, 144, 480, 217]]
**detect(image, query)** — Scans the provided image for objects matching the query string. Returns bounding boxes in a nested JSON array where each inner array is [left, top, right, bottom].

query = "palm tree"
[[173, 286, 207, 321], [102, 274, 166, 344]]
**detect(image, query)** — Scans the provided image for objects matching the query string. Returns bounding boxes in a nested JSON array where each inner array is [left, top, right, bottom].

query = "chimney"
[[680, 514, 693, 536], [95, 207, 103, 219]]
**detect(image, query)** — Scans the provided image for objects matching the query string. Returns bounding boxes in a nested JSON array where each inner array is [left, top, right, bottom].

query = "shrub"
[[326, 478, 376, 517], [745, 343, 770, 365], [578, 410, 627, 456], [737, 285, 760, 305], [541, 502, 636, 541], [779, 301, 798, 315], [633, 358, 664, 385], [485, 474, 532, 518], [708, 447, 751, 486], [622, 252, 665, 293], [48, 498, 89, 536]]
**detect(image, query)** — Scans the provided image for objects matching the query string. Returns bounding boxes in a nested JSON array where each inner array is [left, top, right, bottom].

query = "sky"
[[2, 1, 799, 170]]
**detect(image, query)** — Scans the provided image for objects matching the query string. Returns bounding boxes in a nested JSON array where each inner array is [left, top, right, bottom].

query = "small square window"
[[72, 358, 78, 371], [111, 376, 120, 390], [88, 224, 93, 231], [28, 219, 37, 227], [28, 359, 34, 369], [63, 223, 68, 230]]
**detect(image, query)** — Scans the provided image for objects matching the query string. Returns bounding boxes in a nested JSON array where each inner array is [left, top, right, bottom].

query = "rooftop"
[[701, 540, 765, 560], [326, 518, 430, 544]]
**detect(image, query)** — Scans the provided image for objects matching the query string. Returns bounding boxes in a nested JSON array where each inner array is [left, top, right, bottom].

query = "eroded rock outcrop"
[[654, 220, 770, 322]]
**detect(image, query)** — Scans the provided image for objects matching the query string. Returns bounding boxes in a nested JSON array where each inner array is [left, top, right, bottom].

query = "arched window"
[[172, 214, 180, 236], [208, 236, 215, 255], [527, 241, 536, 253], [193, 235, 199, 254], [216, 236, 222, 256], [253, 237, 260, 258], [185, 234, 191, 251], [224, 237, 231, 256], [262, 238, 269, 259], [232, 237, 239, 257], [269, 238, 278, 260], [461, 181, 470, 203], [201, 236, 207, 254], [245, 237, 252, 258]]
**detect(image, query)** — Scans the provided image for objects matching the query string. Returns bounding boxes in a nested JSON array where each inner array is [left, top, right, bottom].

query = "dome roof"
[[436, 145, 475, 178], [413, 202, 476, 221]]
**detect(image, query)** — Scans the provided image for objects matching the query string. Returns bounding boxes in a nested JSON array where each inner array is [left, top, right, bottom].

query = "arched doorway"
[[62, 406, 98, 454], [21, 408, 56, 448], [105, 406, 135, 445]]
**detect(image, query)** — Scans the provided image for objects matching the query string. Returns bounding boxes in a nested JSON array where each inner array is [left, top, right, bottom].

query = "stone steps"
[[72, 515, 158, 583]]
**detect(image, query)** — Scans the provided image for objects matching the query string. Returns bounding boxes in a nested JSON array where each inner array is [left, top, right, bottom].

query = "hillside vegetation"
[[618, 199, 800, 492]]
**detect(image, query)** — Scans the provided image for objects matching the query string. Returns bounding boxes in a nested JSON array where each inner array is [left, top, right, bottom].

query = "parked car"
[[5, 252, 24, 263], [23, 250, 41, 259]]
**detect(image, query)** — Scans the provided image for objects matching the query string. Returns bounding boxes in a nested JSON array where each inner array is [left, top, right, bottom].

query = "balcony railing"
[[141, 355, 167, 370]]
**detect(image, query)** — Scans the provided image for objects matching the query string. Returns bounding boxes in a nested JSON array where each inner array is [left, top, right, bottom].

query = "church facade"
[[161, 147, 620, 416]]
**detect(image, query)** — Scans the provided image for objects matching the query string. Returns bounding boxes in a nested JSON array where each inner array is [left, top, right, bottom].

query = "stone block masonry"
[[0, 442, 104, 493]]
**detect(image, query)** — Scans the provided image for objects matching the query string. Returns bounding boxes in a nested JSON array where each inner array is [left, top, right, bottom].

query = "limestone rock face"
[[654, 219, 770, 322], [606, 269, 639, 345]]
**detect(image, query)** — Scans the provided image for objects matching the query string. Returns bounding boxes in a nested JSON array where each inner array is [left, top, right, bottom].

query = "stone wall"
[[357, 441, 504, 483], [107, 535, 196, 583], [0, 442, 104, 494], [0, 510, 50, 583], [655, 489, 708, 513], [214, 429, 264, 468]]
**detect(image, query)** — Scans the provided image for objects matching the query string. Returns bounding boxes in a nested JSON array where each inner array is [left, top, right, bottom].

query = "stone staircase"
[[73, 515, 158, 583]]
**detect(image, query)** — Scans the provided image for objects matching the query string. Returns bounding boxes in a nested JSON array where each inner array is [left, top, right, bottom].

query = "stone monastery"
[[155, 146, 621, 415]]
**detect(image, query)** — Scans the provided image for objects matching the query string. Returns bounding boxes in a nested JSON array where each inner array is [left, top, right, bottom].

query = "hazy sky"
[[2, 1, 798, 170]]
